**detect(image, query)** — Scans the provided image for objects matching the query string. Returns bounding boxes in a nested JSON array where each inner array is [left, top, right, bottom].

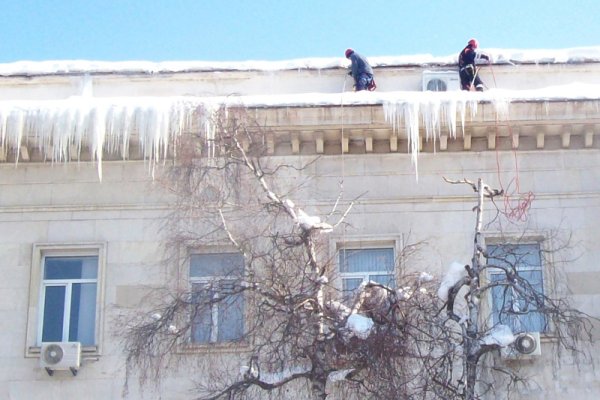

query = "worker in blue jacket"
[[458, 39, 490, 91], [345, 48, 375, 91]]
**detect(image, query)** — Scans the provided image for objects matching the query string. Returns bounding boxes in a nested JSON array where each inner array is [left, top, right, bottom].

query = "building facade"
[[1, 51, 600, 399]]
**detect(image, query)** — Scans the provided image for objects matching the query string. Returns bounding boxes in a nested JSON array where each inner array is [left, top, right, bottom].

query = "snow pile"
[[437, 262, 468, 302], [326, 300, 351, 319], [2, 46, 600, 76], [239, 364, 259, 379], [150, 313, 161, 321], [296, 209, 333, 232], [345, 314, 374, 339], [418, 271, 434, 283], [316, 275, 329, 285], [487, 46, 600, 65], [167, 324, 178, 334], [259, 365, 311, 384], [397, 286, 414, 300], [327, 369, 354, 383], [481, 324, 515, 347]]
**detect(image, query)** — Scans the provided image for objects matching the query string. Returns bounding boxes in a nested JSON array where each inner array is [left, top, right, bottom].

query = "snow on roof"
[[1, 47, 600, 76]]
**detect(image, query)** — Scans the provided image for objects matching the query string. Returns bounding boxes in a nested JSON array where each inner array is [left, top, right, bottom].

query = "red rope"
[[489, 62, 534, 222]]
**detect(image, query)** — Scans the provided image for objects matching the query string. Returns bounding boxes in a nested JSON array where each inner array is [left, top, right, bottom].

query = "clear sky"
[[2, 0, 599, 63]]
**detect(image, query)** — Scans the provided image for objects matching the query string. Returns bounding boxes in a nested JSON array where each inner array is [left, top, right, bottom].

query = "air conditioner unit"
[[40, 342, 81, 376], [502, 332, 542, 360], [422, 70, 460, 92]]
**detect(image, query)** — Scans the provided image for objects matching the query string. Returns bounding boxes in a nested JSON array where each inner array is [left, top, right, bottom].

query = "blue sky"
[[2, 0, 599, 62]]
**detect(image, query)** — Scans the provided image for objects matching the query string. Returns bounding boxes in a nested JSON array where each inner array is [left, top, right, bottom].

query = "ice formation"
[[3, 46, 600, 180], [1, 85, 597, 181], [0, 96, 203, 179]]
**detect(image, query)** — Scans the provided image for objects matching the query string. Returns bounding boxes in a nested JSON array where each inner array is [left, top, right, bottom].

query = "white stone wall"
[[1, 145, 599, 399]]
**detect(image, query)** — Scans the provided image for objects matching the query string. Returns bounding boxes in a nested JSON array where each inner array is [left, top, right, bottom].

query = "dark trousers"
[[459, 66, 484, 91], [356, 73, 374, 91]]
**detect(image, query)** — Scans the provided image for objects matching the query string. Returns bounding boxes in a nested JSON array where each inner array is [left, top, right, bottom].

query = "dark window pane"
[[339, 248, 394, 273], [343, 278, 363, 293], [190, 253, 244, 278], [218, 293, 244, 341], [191, 283, 214, 343], [191, 307, 212, 343], [488, 244, 541, 270], [191, 281, 244, 343], [369, 274, 396, 288], [42, 286, 65, 342], [68, 283, 97, 345], [44, 256, 98, 280], [488, 243, 546, 333]]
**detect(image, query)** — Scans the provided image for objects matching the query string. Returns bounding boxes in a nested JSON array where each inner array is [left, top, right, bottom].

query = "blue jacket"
[[458, 45, 489, 70], [349, 52, 373, 78]]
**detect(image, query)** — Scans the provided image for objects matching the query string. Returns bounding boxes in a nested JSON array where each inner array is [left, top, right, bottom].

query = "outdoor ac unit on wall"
[[502, 332, 542, 360], [40, 342, 81, 376], [422, 71, 460, 92]]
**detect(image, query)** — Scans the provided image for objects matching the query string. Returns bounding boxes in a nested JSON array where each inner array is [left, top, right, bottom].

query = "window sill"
[[177, 341, 250, 354], [27, 345, 100, 358], [540, 333, 559, 342]]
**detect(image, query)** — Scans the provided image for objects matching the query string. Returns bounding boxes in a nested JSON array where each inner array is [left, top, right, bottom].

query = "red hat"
[[468, 38, 479, 48], [345, 48, 354, 58]]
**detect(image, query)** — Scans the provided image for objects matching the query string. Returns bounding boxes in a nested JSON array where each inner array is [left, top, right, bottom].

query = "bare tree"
[[120, 106, 594, 400], [440, 177, 595, 399]]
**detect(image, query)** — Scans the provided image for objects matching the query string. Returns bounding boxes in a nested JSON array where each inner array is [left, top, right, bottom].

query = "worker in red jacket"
[[458, 39, 490, 91]]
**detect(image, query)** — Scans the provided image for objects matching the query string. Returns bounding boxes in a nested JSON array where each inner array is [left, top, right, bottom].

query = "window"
[[190, 253, 244, 344], [26, 243, 105, 356], [488, 243, 547, 333], [339, 247, 395, 299], [40, 256, 98, 345]]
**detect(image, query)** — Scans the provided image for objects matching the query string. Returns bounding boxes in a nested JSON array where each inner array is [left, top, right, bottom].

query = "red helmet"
[[468, 38, 479, 48], [345, 48, 354, 58]]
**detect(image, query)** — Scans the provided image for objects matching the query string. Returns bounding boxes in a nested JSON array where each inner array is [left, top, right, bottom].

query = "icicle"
[[9, 109, 25, 164], [80, 74, 93, 97], [403, 101, 420, 178], [443, 99, 458, 139]]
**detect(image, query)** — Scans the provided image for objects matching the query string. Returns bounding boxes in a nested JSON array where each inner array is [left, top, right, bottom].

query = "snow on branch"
[[437, 261, 469, 302], [480, 324, 515, 347], [345, 314, 374, 340]]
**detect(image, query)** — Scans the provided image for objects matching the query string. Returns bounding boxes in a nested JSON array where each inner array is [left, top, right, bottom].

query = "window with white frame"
[[190, 253, 244, 344], [39, 255, 98, 346], [339, 247, 396, 299], [488, 243, 547, 333], [26, 244, 105, 355]]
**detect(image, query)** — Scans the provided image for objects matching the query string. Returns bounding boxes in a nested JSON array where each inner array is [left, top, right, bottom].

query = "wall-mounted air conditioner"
[[422, 71, 460, 92], [40, 342, 81, 376], [502, 332, 542, 360]]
